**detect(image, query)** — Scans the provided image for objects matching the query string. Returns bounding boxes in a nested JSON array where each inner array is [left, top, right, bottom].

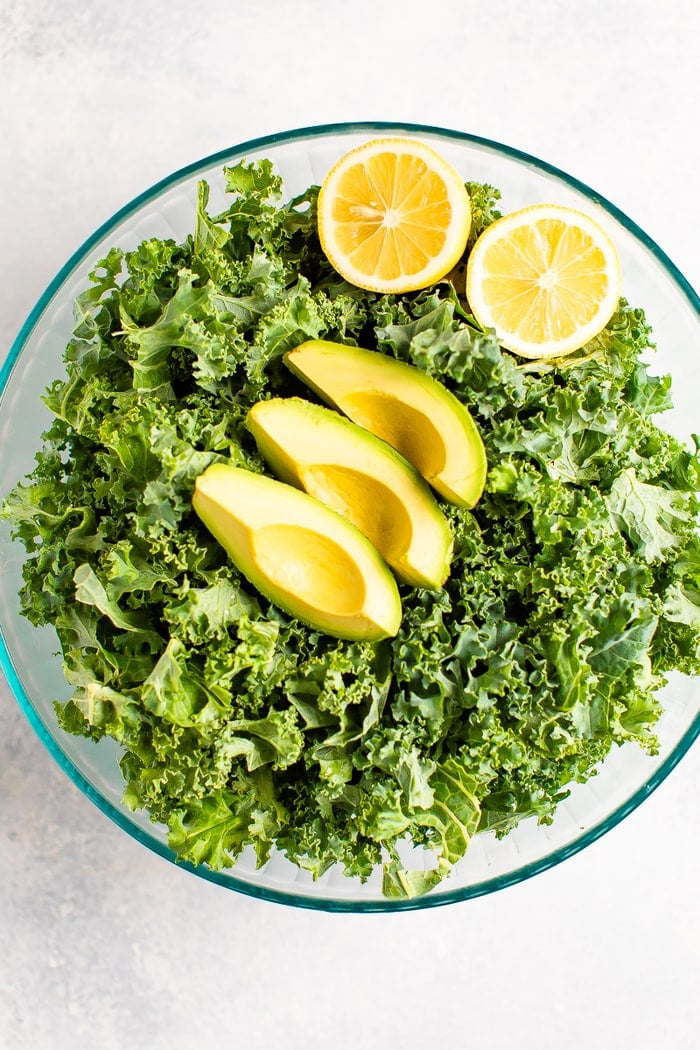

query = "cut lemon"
[[317, 138, 471, 293], [465, 203, 622, 359]]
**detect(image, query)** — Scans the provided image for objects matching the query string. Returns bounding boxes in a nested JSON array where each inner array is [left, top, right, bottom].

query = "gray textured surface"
[[1, 2, 699, 1048]]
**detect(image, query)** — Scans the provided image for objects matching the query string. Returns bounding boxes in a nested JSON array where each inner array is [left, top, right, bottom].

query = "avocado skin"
[[247, 396, 453, 589], [284, 339, 487, 508], [192, 463, 402, 641]]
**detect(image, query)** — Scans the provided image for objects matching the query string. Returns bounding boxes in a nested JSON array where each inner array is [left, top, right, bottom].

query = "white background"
[[1, 2, 699, 1047]]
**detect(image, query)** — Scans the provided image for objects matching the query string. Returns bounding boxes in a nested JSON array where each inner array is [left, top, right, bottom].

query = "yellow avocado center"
[[253, 524, 366, 617], [305, 464, 413, 564], [341, 391, 447, 480]]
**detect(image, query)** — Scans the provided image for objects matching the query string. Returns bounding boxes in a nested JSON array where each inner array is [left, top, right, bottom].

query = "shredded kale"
[[2, 161, 698, 898]]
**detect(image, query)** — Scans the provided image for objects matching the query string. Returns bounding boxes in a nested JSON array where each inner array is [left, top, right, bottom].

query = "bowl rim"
[[1, 119, 699, 912]]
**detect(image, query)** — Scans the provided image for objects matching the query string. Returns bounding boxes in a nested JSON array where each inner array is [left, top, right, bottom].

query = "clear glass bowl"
[[1, 122, 698, 911]]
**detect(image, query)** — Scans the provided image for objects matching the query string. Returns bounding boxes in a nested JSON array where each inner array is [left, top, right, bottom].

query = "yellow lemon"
[[317, 138, 471, 294], [465, 203, 622, 359]]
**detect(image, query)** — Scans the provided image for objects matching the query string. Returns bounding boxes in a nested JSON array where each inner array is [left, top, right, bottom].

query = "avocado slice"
[[192, 464, 401, 641], [284, 340, 487, 508], [247, 397, 453, 589]]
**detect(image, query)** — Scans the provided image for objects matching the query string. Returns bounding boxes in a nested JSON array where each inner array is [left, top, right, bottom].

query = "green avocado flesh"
[[247, 397, 453, 589], [192, 464, 402, 641], [284, 339, 488, 508]]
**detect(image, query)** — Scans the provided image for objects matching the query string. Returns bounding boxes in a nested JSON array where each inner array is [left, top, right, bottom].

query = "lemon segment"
[[318, 138, 472, 293], [465, 204, 622, 359]]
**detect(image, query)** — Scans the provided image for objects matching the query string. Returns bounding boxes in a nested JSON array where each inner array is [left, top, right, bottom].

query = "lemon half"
[[317, 137, 471, 294], [465, 203, 622, 359]]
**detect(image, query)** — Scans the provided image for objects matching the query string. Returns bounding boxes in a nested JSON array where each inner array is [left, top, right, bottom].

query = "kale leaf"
[[3, 160, 698, 898]]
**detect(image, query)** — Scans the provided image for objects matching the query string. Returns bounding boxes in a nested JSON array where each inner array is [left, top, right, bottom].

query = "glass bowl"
[[1, 122, 698, 911]]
